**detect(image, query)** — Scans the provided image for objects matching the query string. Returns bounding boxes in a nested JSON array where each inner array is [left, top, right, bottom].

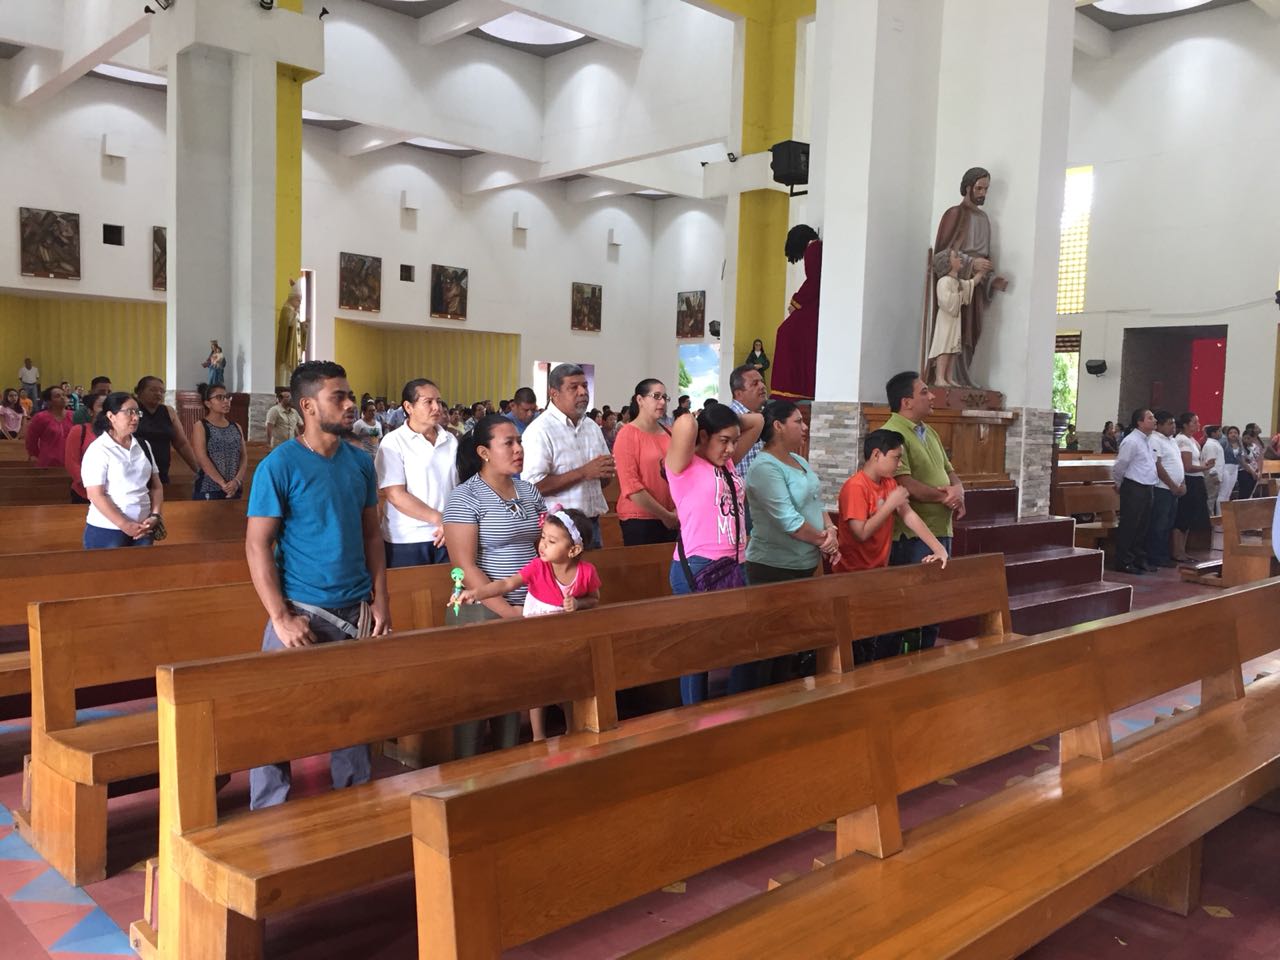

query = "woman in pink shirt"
[[25, 385, 73, 467], [613, 378, 679, 546], [665, 401, 763, 705], [0, 388, 25, 441]]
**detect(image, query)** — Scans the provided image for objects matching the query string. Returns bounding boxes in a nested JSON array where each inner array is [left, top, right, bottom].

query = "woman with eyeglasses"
[[190, 382, 247, 500], [612, 379, 680, 546], [79, 392, 163, 549], [443, 414, 546, 755]]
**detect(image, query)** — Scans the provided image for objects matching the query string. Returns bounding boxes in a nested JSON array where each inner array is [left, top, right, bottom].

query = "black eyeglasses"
[[647, 393, 671, 402]]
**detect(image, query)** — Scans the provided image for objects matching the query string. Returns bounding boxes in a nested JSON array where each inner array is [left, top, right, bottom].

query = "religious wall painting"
[[339, 252, 382, 313], [676, 290, 706, 339], [430, 264, 468, 320], [19, 207, 81, 280], [152, 226, 167, 292], [571, 282, 602, 332]]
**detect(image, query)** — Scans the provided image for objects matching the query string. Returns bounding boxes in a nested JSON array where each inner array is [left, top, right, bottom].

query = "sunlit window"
[[1056, 165, 1094, 315]]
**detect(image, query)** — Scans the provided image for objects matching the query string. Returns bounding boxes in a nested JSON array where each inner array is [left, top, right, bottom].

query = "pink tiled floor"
[[0, 565, 1277, 959]]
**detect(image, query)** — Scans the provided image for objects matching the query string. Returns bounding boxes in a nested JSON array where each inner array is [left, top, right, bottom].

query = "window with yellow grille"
[[1056, 165, 1093, 315]]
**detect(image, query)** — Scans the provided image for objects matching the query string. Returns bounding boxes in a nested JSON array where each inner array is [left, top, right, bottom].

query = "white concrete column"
[[151, 2, 322, 395], [810, 0, 943, 406], [930, 0, 1073, 514], [166, 45, 236, 392], [805, 0, 944, 506], [931, 0, 1073, 412]]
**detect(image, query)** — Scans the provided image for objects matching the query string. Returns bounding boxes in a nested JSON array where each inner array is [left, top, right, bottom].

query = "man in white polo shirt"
[[375, 378, 458, 567], [17, 358, 39, 405], [1111, 407, 1158, 575], [521, 363, 614, 548]]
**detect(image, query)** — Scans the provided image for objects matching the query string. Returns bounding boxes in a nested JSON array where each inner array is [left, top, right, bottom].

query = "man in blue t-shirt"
[[245, 360, 390, 809]]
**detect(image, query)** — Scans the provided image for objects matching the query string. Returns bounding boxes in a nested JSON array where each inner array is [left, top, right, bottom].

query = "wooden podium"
[[864, 404, 1016, 488]]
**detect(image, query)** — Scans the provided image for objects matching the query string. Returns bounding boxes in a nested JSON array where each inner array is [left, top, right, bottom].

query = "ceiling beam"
[[8, 2, 149, 107], [1251, 0, 1280, 18], [565, 176, 645, 203], [504, 0, 644, 51], [1073, 8, 1113, 58], [337, 124, 412, 156], [419, 0, 512, 46]]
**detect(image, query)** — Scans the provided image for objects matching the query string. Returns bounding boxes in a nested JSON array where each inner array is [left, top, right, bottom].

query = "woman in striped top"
[[443, 413, 546, 755]]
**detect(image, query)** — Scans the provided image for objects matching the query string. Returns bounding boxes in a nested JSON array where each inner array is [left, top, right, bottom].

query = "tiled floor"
[[1, 563, 1277, 959]]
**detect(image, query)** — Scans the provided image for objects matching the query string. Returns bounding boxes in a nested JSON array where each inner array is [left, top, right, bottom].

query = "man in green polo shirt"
[[882, 371, 965, 649], [73, 376, 112, 424]]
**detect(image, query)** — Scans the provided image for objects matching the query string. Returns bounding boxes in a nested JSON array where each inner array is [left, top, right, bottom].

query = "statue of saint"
[[930, 167, 1009, 388], [275, 279, 306, 385]]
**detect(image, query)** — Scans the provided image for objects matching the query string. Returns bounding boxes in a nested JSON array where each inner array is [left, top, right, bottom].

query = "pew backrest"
[[0, 499, 248, 555], [409, 576, 1280, 956]]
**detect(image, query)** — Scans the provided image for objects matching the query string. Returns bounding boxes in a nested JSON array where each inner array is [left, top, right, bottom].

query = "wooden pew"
[[133, 555, 1014, 960], [1051, 462, 1119, 549], [0, 499, 247, 555], [613, 583, 1280, 959], [19, 543, 676, 884], [1182, 496, 1279, 588]]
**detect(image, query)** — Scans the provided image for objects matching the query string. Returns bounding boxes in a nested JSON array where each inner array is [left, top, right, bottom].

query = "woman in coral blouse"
[[612, 379, 679, 546]]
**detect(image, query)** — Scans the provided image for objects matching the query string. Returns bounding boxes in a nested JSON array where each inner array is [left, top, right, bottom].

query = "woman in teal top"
[[745, 399, 839, 581], [744, 399, 840, 689]]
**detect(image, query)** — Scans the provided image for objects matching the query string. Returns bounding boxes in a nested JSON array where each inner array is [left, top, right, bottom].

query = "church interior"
[[0, 0, 1279, 957]]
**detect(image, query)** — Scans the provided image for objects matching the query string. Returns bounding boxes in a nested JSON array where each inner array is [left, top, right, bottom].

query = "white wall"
[[0, 74, 166, 302], [648, 197, 727, 400], [0, 73, 727, 406], [1067, 3, 1280, 433], [302, 125, 663, 398], [541, 0, 734, 174]]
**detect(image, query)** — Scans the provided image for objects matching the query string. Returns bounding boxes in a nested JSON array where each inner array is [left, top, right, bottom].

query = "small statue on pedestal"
[[928, 167, 1009, 390], [275, 279, 307, 386]]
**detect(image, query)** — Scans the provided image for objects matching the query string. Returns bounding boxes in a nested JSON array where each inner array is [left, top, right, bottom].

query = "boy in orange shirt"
[[836, 429, 949, 661]]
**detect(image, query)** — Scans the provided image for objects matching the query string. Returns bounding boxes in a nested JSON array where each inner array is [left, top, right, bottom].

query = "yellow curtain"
[[0, 294, 165, 394], [333, 319, 519, 406]]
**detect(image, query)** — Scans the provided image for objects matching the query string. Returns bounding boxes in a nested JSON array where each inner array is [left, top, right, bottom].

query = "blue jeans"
[[669, 558, 757, 705], [889, 535, 953, 649], [83, 525, 153, 550], [587, 517, 603, 551], [1146, 487, 1177, 565], [384, 540, 449, 569], [249, 603, 372, 809]]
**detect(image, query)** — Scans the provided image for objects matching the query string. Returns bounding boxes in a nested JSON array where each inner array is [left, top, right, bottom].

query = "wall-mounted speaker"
[[1085, 359, 1107, 376]]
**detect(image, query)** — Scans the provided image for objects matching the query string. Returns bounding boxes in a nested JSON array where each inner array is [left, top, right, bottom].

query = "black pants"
[[744, 561, 818, 685], [619, 518, 678, 546], [1115, 478, 1153, 568]]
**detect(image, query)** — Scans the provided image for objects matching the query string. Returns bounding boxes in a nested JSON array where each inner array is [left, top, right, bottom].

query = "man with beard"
[[244, 360, 390, 809], [931, 167, 1010, 387], [521, 362, 614, 549]]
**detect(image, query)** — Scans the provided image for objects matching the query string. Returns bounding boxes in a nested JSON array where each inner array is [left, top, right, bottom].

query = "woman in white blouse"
[[80, 392, 164, 550], [1171, 411, 1215, 563]]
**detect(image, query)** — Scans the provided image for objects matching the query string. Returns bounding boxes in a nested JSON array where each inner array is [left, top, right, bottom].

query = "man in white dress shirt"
[[1111, 408, 1158, 574], [1146, 410, 1186, 569], [375, 378, 458, 568], [521, 363, 614, 548]]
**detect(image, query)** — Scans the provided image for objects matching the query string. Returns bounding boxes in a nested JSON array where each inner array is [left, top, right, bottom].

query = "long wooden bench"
[[1051, 462, 1119, 550], [0, 498, 248, 555], [17, 542, 676, 884], [610, 583, 1280, 958], [133, 555, 1014, 960], [1182, 496, 1278, 588]]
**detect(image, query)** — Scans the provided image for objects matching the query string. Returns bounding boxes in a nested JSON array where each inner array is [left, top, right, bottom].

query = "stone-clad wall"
[[1005, 406, 1055, 517], [808, 401, 866, 511]]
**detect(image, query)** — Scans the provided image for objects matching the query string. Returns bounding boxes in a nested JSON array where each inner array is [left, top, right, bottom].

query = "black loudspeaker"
[[770, 140, 809, 187], [1085, 359, 1107, 376], [709, 320, 721, 339]]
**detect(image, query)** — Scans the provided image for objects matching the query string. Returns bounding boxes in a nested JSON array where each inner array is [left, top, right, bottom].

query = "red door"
[[1188, 337, 1226, 426]]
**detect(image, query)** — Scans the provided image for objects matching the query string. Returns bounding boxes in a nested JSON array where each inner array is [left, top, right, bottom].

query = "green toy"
[[449, 567, 465, 615]]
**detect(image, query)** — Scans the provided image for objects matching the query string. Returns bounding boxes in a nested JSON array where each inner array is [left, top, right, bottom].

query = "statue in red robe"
[[771, 224, 821, 401]]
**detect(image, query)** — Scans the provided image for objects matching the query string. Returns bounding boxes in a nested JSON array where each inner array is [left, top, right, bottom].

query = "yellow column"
[[708, 0, 813, 391], [276, 0, 309, 382]]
